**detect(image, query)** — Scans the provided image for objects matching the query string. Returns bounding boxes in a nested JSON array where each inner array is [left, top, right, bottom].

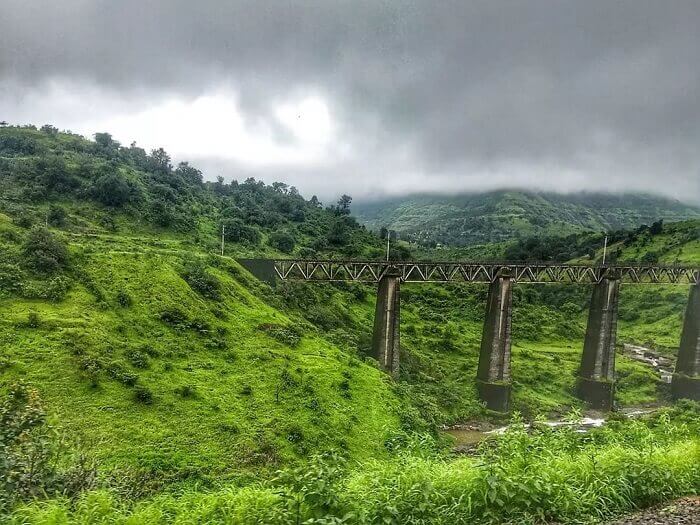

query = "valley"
[[0, 125, 698, 523]]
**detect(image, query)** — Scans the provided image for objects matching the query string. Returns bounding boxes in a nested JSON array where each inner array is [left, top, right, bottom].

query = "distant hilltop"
[[352, 190, 700, 247]]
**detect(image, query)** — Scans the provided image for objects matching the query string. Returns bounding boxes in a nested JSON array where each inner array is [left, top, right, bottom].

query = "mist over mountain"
[[353, 190, 700, 247]]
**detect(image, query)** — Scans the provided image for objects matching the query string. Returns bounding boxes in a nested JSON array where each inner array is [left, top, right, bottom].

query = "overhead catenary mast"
[[221, 223, 226, 256], [602, 235, 608, 265]]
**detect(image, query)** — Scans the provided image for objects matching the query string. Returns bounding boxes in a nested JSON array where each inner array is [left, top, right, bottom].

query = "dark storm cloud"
[[1, 0, 699, 201]]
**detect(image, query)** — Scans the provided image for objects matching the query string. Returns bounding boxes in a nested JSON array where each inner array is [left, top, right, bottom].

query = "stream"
[[445, 407, 659, 451], [445, 343, 675, 451], [622, 343, 675, 384]]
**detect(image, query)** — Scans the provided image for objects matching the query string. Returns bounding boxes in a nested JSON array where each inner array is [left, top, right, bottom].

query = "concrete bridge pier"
[[372, 268, 401, 377], [672, 282, 700, 401], [477, 271, 513, 412], [577, 275, 620, 410]]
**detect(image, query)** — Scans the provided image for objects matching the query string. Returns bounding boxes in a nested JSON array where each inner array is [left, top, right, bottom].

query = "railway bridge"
[[239, 259, 700, 411]]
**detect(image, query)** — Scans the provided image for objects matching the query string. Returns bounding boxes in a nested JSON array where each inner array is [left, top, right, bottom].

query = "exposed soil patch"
[[606, 497, 699, 524]]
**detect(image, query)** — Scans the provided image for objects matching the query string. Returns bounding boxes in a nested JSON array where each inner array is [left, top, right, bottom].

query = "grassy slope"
[[0, 215, 400, 479]]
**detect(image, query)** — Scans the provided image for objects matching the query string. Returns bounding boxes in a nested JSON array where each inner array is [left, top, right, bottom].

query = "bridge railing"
[[266, 259, 699, 284]]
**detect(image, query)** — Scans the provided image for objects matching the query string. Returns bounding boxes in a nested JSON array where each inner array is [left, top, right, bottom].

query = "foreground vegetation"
[[7, 399, 699, 524]]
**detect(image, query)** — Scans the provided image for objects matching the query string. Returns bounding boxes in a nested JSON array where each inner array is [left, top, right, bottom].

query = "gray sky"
[[1, 1, 699, 202]]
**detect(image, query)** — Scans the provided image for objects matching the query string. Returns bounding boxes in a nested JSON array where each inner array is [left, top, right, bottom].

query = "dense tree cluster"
[[503, 219, 678, 264], [0, 125, 382, 258]]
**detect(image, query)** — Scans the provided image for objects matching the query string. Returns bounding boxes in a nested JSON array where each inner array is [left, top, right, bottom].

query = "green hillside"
[[1, 125, 698, 523], [354, 191, 700, 247]]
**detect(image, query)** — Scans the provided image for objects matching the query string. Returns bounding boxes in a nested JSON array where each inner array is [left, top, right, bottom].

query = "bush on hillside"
[[0, 263, 23, 297], [222, 218, 261, 245], [0, 383, 96, 513], [268, 231, 296, 253], [92, 172, 138, 207], [22, 227, 70, 274], [258, 323, 302, 347], [180, 259, 221, 300], [134, 386, 154, 404], [46, 206, 67, 228]]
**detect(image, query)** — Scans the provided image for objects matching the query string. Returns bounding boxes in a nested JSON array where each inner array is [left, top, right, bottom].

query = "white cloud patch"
[[1, 1, 699, 202]]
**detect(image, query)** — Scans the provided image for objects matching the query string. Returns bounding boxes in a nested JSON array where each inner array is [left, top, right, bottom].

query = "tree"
[[269, 231, 296, 254], [40, 124, 58, 135], [214, 175, 226, 195], [327, 218, 350, 246], [93, 132, 120, 156], [22, 227, 70, 274], [149, 148, 172, 174], [37, 155, 73, 192], [150, 200, 175, 227], [272, 182, 289, 194], [175, 162, 202, 185], [222, 218, 261, 245], [650, 220, 664, 235], [336, 194, 352, 215], [93, 172, 134, 207]]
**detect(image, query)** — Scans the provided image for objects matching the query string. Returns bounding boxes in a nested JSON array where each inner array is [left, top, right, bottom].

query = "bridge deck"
[[240, 259, 699, 284]]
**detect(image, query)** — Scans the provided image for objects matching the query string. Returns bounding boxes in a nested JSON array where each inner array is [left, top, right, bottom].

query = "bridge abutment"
[[372, 268, 401, 377], [477, 272, 513, 412], [577, 276, 620, 410], [672, 282, 700, 401]]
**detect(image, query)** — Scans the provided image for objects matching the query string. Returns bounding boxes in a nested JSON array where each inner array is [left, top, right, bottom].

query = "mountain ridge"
[[353, 190, 700, 247]]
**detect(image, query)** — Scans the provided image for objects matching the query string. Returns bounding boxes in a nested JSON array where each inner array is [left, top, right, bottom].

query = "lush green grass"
[[0, 234, 402, 479], [8, 407, 700, 524]]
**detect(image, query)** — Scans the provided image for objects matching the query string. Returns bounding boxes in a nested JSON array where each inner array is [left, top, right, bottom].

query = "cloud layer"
[[1, 1, 699, 202]]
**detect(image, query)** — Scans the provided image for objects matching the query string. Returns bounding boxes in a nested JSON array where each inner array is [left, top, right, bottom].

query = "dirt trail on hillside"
[[606, 498, 699, 524]]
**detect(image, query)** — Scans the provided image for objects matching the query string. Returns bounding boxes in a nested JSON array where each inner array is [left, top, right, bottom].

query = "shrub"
[[92, 172, 136, 207], [26, 311, 40, 328], [106, 363, 139, 387], [125, 349, 149, 369], [159, 307, 188, 327], [0, 383, 96, 512], [174, 385, 197, 399], [22, 227, 70, 274], [268, 231, 296, 254], [46, 205, 67, 227], [26, 275, 72, 302], [258, 323, 302, 347], [240, 385, 253, 396], [0, 263, 23, 297], [180, 259, 221, 300], [134, 386, 154, 404], [222, 218, 261, 245], [116, 289, 132, 307], [13, 212, 34, 229]]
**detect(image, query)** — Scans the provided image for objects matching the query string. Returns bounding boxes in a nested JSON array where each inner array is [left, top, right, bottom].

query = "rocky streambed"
[[622, 343, 675, 383], [606, 497, 700, 524], [445, 406, 658, 453]]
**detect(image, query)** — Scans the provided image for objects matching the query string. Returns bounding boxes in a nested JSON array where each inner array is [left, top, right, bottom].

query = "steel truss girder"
[[271, 260, 699, 285]]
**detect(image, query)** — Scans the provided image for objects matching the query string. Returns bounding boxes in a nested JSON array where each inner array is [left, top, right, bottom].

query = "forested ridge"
[[354, 191, 700, 247]]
